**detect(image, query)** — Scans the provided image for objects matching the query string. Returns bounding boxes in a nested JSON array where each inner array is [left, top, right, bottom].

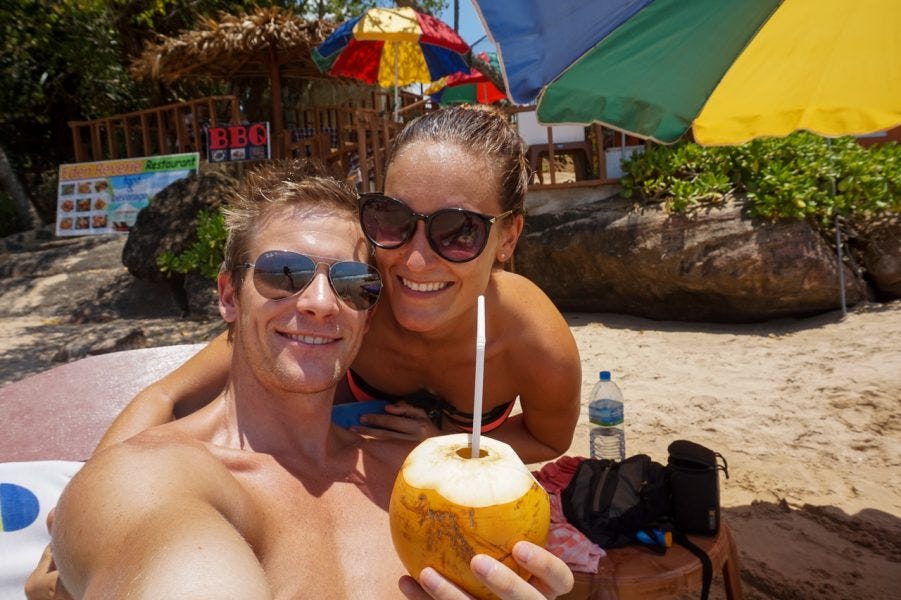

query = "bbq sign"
[[206, 122, 271, 163]]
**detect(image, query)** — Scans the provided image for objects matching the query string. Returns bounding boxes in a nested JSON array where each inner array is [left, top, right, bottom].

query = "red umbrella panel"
[[313, 7, 469, 89], [427, 52, 505, 105]]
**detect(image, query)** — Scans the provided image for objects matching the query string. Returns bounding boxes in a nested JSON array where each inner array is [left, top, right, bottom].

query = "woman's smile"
[[400, 277, 451, 293]]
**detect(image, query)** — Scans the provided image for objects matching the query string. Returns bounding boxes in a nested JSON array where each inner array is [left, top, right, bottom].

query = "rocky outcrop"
[[0, 233, 225, 383], [122, 168, 236, 315], [861, 217, 901, 300], [515, 196, 868, 322]]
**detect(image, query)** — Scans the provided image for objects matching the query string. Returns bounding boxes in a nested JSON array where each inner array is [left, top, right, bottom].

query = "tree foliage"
[[156, 209, 227, 279], [0, 0, 445, 230]]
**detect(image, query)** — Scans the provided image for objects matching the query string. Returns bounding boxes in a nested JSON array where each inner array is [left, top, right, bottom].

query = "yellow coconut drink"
[[389, 433, 551, 599]]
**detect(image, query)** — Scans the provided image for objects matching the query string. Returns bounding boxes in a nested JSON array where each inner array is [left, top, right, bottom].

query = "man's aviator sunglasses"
[[359, 193, 515, 263], [234, 250, 382, 311]]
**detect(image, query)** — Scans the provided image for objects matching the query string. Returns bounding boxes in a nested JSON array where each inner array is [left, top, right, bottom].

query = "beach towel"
[[534, 456, 605, 573], [0, 461, 82, 600]]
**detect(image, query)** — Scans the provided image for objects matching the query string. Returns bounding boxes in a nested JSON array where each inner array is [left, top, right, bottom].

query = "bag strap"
[[672, 531, 712, 600], [715, 452, 730, 479]]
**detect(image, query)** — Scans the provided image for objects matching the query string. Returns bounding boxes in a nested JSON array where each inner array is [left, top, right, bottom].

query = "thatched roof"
[[130, 6, 336, 83]]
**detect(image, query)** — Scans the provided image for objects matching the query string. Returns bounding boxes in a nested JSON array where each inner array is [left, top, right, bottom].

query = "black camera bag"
[[666, 439, 729, 536]]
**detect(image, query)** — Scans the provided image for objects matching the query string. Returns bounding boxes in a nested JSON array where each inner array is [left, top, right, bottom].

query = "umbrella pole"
[[835, 212, 846, 317], [268, 47, 284, 157], [829, 138, 847, 317], [393, 45, 400, 123]]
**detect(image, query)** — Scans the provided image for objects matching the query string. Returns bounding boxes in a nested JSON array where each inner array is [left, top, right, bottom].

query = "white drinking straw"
[[471, 295, 486, 458]]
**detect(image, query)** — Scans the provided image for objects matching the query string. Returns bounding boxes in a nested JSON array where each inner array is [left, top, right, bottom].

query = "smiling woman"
[[88, 106, 582, 466]]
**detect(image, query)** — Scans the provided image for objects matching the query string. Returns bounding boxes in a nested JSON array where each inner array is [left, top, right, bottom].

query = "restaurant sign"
[[206, 122, 271, 163], [56, 153, 199, 237]]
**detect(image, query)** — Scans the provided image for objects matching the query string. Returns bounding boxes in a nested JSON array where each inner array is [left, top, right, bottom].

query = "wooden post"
[[106, 119, 118, 159], [90, 123, 102, 161], [69, 123, 84, 163], [155, 110, 166, 155], [373, 114, 388, 191], [140, 113, 151, 156], [123, 117, 135, 157], [190, 102, 201, 151], [546, 125, 556, 185], [594, 124, 606, 181], [229, 96, 241, 125], [268, 47, 284, 158], [355, 113, 369, 192]]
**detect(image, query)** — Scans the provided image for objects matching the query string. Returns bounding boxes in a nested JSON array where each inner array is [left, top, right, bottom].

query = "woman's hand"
[[351, 401, 443, 441], [397, 541, 574, 600], [25, 544, 72, 600], [25, 511, 73, 600]]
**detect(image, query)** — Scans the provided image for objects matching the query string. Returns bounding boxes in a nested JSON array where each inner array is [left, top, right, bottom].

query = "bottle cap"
[[599, 371, 611, 381]]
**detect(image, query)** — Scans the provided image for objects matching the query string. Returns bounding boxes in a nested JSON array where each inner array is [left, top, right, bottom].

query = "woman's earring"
[[499, 252, 507, 261]]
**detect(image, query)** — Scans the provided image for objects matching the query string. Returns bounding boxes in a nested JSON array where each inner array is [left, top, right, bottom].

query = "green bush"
[[156, 209, 226, 280], [620, 132, 900, 225]]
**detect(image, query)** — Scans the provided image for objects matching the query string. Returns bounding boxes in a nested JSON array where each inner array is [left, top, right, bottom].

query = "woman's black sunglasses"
[[359, 193, 515, 263], [234, 250, 382, 311]]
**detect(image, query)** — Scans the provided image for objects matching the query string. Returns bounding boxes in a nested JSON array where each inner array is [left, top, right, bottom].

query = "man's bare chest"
[[230, 461, 406, 597]]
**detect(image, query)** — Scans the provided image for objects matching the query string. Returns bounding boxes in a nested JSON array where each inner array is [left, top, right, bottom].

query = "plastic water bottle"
[[588, 371, 625, 460]]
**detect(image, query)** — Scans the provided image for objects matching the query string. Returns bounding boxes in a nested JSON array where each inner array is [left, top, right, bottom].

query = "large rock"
[[123, 169, 236, 281], [122, 169, 237, 315], [515, 195, 868, 322], [861, 217, 901, 300]]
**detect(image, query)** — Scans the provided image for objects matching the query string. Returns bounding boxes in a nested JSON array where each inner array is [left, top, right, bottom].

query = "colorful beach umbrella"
[[427, 52, 505, 106], [312, 6, 469, 120], [474, 0, 901, 145]]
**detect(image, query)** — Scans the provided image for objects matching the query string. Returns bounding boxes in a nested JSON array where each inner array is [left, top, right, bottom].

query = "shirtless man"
[[47, 162, 573, 599]]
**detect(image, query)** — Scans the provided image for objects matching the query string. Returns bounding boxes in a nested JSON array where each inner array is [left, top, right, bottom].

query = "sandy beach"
[[566, 303, 901, 599], [1, 234, 899, 599]]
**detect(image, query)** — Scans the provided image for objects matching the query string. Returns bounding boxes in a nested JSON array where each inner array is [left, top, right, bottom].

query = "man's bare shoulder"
[[51, 428, 262, 597], [96, 426, 217, 479], [58, 429, 240, 524]]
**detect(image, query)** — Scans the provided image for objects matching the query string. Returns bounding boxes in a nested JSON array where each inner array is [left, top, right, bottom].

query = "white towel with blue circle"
[[0, 461, 83, 600]]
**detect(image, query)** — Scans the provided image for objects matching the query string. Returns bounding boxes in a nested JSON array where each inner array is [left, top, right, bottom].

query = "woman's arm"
[[94, 332, 232, 451]]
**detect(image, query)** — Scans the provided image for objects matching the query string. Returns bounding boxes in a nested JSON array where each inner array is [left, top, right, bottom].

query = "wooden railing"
[[66, 94, 646, 192], [66, 91, 430, 184], [283, 106, 407, 192], [69, 96, 241, 162], [282, 94, 437, 192]]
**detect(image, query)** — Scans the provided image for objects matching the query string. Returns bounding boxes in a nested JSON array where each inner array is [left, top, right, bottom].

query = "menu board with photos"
[[56, 153, 199, 237]]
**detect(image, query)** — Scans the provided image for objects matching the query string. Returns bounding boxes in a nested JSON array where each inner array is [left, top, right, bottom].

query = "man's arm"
[[51, 436, 269, 599], [95, 333, 232, 451]]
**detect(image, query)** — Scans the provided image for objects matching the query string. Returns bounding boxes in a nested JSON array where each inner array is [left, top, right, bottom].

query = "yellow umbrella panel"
[[694, 0, 901, 145]]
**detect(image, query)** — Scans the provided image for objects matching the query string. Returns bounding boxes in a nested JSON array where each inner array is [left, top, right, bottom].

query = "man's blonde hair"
[[222, 160, 362, 297]]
